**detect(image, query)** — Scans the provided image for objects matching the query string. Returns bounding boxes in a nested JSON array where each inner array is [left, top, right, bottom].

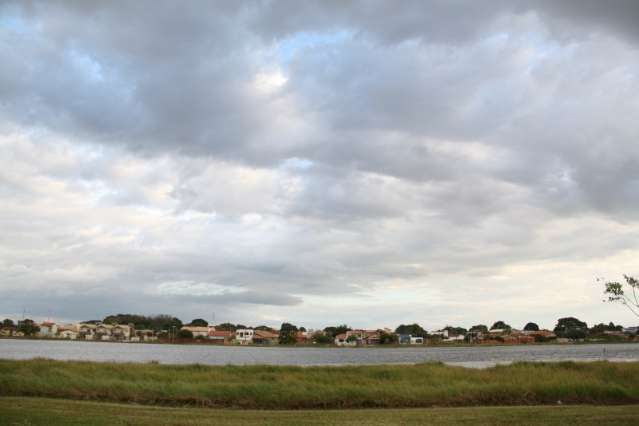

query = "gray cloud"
[[1, 1, 639, 328]]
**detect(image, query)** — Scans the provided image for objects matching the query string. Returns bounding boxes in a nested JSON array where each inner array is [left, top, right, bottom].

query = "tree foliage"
[[523, 322, 539, 331], [490, 321, 511, 330], [323, 324, 351, 338], [554, 317, 588, 339], [379, 330, 398, 344], [178, 329, 193, 339], [188, 318, 208, 327], [2, 318, 14, 328], [394, 323, 426, 337], [17, 319, 39, 336], [279, 322, 298, 344], [602, 275, 639, 318], [443, 326, 467, 336], [469, 324, 488, 333], [102, 314, 182, 331]]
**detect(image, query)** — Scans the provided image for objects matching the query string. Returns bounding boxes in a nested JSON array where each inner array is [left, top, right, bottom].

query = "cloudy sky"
[[1, 1, 639, 330]]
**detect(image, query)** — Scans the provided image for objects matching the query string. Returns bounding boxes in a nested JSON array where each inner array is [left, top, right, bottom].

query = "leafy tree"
[[601, 275, 639, 318], [178, 329, 193, 339], [17, 319, 39, 336], [379, 330, 398, 344], [394, 323, 426, 337], [589, 322, 622, 335], [278, 322, 298, 345], [101, 313, 182, 331], [299, 327, 306, 332], [490, 321, 511, 331], [346, 335, 357, 343], [523, 322, 539, 331], [469, 324, 488, 333], [313, 333, 333, 344], [188, 318, 208, 327], [554, 317, 588, 338], [215, 323, 246, 331], [2, 318, 14, 328], [443, 326, 467, 336], [324, 324, 351, 338]]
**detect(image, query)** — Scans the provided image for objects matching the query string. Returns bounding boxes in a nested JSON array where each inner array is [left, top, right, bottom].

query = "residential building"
[[253, 329, 278, 345], [235, 329, 254, 344], [79, 324, 97, 340], [38, 322, 58, 337], [180, 326, 209, 338], [334, 333, 356, 346], [208, 330, 234, 344], [112, 324, 133, 341]]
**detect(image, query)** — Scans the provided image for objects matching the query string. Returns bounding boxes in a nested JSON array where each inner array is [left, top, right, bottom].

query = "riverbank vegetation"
[[2, 398, 639, 426], [1, 359, 638, 409]]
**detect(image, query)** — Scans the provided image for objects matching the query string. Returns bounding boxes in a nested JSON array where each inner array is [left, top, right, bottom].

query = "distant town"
[[1, 314, 638, 346]]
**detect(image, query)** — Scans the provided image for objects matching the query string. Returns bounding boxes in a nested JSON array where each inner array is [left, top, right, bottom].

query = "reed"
[[1, 359, 638, 409]]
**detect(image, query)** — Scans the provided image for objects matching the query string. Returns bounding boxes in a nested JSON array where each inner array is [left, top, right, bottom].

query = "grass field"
[[1, 398, 638, 425], [1, 359, 639, 409]]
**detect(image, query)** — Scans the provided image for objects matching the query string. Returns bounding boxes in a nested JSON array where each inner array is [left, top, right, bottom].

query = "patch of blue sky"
[[276, 30, 354, 63], [0, 2, 35, 35]]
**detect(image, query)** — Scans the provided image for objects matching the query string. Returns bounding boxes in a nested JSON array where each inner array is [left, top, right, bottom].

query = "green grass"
[[1, 359, 639, 409], [1, 398, 639, 425]]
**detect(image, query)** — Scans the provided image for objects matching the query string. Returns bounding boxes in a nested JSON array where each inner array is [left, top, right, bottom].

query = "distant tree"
[[178, 329, 193, 339], [469, 324, 488, 334], [102, 313, 182, 331], [601, 275, 639, 318], [16, 319, 39, 336], [589, 322, 623, 335], [81, 320, 101, 325], [278, 322, 298, 345], [523, 322, 539, 331], [554, 317, 588, 339], [313, 333, 333, 344], [2, 318, 15, 328], [255, 325, 276, 332], [215, 323, 244, 331], [443, 326, 467, 336], [299, 326, 307, 332], [379, 330, 398, 344], [346, 335, 357, 343], [324, 324, 351, 338], [394, 323, 426, 337], [188, 318, 208, 327], [490, 321, 511, 331]]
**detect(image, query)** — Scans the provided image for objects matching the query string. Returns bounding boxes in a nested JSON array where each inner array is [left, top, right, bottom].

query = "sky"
[[1, 1, 639, 331]]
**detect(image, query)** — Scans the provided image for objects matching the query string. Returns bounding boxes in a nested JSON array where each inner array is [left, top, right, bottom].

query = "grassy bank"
[[1, 359, 639, 409], [2, 398, 639, 426]]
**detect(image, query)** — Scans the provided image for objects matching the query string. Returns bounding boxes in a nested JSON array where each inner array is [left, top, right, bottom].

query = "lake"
[[2, 339, 639, 368]]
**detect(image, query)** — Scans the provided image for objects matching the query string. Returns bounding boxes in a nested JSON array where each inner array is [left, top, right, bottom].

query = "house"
[[295, 331, 310, 344], [58, 329, 77, 339], [235, 329, 254, 344], [79, 323, 97, 340], [112, 324, 133, 341], [0, 327, 15, 337], [334, 333, 356, 346], [429, 330, 449, 339], [208, 330, 234, 344], [443, 335, 465, 343], [399, 334, 424, 344], [623, 326, 638, 335], [134, 329, 157, 342], [253, 329, 278, 345], [95, 324, 113, 341], [180, 326, 209, 338], [38, 322, 58, 337]]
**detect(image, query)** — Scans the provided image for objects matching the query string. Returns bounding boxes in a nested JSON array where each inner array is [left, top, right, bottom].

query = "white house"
[[235, 329, 254, 344], [334, 333, 357, 347], [38, 322, 58, 337]]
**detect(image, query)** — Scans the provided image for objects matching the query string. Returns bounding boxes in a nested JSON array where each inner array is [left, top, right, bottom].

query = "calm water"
[[2, 339, 639, 368]]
